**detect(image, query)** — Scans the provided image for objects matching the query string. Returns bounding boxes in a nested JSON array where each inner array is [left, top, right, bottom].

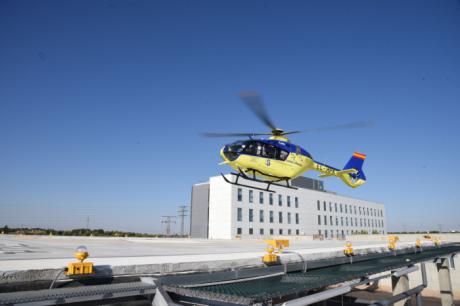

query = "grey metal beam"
[[0, 282, 156, 305], [436, 258, 454, 306], [393, 265, 418, 277], [141, 278, 179, 306], [281, 285, 351, 306]]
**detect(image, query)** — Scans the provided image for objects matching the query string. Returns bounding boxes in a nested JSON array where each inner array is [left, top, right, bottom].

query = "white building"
[[190, 175, 386, 239]]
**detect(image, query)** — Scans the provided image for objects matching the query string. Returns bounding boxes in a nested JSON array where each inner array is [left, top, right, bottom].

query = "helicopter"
[[203, 92, 370, 192]]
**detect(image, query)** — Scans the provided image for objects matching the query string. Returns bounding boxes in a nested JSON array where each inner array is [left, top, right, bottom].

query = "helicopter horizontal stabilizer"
[[319, 168, 357, 178]]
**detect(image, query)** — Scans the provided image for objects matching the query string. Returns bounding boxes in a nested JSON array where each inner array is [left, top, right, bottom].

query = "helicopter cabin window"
[[242, 141, 288, 161], [261, 143, 277, 159]]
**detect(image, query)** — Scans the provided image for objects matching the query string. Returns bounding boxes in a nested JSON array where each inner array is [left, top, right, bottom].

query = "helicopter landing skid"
[[220, 170, 297, 193]]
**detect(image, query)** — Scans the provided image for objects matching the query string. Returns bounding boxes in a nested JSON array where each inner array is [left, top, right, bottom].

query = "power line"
[[161, 216, 176, 236], [177, 205, 189, 236]]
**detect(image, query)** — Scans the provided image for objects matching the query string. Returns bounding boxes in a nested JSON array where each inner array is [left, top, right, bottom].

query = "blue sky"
[[1, 0, 459, 233]]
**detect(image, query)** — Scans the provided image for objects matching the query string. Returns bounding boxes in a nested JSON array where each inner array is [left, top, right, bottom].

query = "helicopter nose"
[[221, 145, 238, 161]]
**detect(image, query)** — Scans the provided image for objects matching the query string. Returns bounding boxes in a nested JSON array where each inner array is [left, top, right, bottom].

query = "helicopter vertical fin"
[[343, 152, 366, 180]]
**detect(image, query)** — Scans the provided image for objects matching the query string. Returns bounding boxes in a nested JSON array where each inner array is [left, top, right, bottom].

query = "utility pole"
[[161, 216, 176, 236], [177, 205, 189, 236], [86, 216, 90, 230]]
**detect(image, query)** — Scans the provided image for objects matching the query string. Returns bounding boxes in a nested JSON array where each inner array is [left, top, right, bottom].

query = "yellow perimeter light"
[[66, 245, 94, 276]]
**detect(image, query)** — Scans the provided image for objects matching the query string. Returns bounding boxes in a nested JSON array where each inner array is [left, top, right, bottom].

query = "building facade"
[[190, 175, 386, 239]]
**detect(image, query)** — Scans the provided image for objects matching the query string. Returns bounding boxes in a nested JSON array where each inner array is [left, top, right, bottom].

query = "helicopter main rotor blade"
[[282, 121, 374, 135], [201, 132, 272, 138], [239, 91, 277, 131]]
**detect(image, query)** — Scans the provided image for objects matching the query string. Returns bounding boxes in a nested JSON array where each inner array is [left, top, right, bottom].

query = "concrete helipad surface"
[[1, 234, 458, 285], [0, 235, 431, 270]]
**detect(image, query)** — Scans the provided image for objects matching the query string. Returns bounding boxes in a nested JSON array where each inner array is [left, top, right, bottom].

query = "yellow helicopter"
[[203, 92, 370, 192]]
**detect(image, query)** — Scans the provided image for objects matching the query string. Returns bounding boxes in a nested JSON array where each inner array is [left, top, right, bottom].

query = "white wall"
[[207, 176, 233, 239]]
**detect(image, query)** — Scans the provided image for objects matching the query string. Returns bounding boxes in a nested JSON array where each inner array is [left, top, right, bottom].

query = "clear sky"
[[1, 0, 459, 234]]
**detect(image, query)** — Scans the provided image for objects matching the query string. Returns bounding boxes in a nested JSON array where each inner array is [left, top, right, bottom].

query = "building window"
[[249, 228, 253, 235], [295, 213, 299, 224], [329, 202, 332, 211], [317, 200, 320, 210], [359, 207, 362, 215], [341, 217, 344, 226], [278, 194, 282, 206], [249, 190, 253, 203], [296, 229, 299, 235], [270, 228, 274, 235], [324, 215, 327, 225], [287, 212, 291, 224], [295, 197, 299, 208], [354, 206, 357, 215], [340, 204, 343, 213], [287, 196, 291, 207], [237, 228, 242, 235], [318, 215, 321, 225], [323, 201, 326, 211], [345, 205, 348, 214], [269, 210, 274, 223], [325, 230, 328, 238], [269, 193, 273, 205], [355, 218, 358, 226], [318, 229, 322, 235], [360, 218, 362, 227], [259, 210, 264, 223], [237, 188, 242, 202], [237, 208, 242, 222], [288, 229, 292, 235], [279, 211, 283, 223], [350, 218, 353, 226], [330, 230, 333, 238], [330, 215, 333, 225], [335, 203, 337, 212], [259, 192, 264, 204], [249, 209, 253, 222], [260, 228, 264, 235], [279, 229, 283, 235], [346, 217, 349, 226], [336, 217, 338, 226]]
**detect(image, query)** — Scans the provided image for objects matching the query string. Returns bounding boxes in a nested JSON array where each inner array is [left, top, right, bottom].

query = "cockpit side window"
[[261, 143, 277, 159], [243, 141, 258, 156], [278, 149, 289, 160]]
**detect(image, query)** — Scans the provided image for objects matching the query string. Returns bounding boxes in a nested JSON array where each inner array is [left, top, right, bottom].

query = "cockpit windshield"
[[227, 141, 249, 153]]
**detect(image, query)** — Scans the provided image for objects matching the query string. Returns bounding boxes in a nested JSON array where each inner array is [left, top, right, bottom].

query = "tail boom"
[[313, 152, 367, 188]]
